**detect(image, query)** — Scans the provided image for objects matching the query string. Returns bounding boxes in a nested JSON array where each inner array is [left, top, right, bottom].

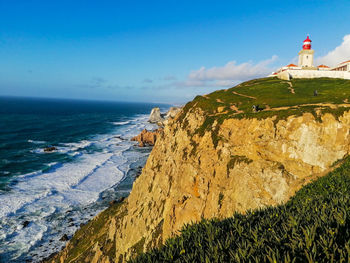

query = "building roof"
[[340, 60, 350, 65], [286, 63, 298, 67], [318, 64, 330, 68]]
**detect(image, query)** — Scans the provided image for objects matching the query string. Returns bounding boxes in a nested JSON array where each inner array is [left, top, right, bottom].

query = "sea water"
[[0, 96, 169, 262]]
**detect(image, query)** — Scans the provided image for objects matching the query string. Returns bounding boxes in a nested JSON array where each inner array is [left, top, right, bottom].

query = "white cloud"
[[185, 55, 278, 88], [316, 34, 350, 67]]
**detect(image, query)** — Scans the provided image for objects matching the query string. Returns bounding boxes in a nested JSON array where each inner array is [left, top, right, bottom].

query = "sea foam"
[[0, 113, 156, 262]]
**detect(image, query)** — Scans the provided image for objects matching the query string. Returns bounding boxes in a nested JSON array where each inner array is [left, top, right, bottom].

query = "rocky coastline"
[[131, 106, 181, 147], [131, 129, 162, 147], [46, 77, 350, 262]]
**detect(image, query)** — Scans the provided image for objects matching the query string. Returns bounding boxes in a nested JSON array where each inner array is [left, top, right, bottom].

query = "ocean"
[[0, 96, 169, 262]]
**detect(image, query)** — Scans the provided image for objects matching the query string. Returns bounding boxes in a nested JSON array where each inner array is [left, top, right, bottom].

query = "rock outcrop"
[[148, 106, 182, 126], [148, 108, 164, 123], [165, 107, 181, 119], [44, 146, 57, 152], [131, 129, 162, 147], [48, 106, 350, 263]]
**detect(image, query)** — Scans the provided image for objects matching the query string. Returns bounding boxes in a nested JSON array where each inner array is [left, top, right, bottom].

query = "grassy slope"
[[185, 77, 350, 117], [130, 156, 350, 263], [177, 78, 350, 146]]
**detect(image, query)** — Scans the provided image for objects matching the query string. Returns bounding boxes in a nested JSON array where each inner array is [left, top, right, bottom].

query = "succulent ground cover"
[[130, 156, 350, 262]]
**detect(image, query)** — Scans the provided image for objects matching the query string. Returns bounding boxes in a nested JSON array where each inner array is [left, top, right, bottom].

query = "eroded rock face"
[[148, 108, 164, 123], [165, 107, 181, 119], [48, 109, 350, 263], [131, 129, 162, 147]]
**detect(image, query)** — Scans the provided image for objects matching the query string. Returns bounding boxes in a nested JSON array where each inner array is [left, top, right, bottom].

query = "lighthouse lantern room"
[[298, 35, 315, 68]]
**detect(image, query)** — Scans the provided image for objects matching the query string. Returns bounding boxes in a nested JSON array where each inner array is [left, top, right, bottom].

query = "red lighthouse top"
[[303, 35, 312, 50]]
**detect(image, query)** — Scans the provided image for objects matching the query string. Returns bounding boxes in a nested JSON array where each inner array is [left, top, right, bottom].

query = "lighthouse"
[[270, 35, 350, 80], [298, 35, 315, 68]]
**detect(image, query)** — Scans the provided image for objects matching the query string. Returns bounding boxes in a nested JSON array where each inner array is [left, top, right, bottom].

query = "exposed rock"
[[148, 108, 164, 123], [165, 107, 181, 119], [44, 146, 57, 152], [148, 107, 182, 126], [112, 110, 350, 262], [22, 221, 30, 228], [59, 234, 69, 242], [109, 200, 118, 206], [131, 129, 162, 147], [48, 107, 350, 263]]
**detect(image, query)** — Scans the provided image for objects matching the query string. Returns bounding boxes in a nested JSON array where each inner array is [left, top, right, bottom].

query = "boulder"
[[22, 221, 30, 228], [44, 146, 57, 152], [131, 129, 162, 147], [59, 234, 69, 242], [148, 108, 164, 123]]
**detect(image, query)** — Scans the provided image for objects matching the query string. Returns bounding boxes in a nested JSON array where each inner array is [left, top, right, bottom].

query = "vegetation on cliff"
[[130, 156, 350, 262], [178, 77, 350, 147], [46, 77, 350, 263]]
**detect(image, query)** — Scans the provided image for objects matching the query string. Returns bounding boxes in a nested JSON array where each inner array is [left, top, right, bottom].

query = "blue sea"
[[0, 96, 169, 262]]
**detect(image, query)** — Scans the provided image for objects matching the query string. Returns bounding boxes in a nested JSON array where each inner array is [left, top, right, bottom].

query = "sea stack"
[[148, 107, 164, 123]]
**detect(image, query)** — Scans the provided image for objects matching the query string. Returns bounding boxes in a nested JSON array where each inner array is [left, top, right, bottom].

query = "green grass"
[[177, 77, 350, 147], [129, 156, 350, 263]]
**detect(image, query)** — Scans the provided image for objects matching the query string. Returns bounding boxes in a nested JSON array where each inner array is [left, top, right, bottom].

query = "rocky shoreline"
[[148, 106, 181, 126], [131, 129, 162, 147], [43, 105, 181, 263], [131, 106, 181, 147]]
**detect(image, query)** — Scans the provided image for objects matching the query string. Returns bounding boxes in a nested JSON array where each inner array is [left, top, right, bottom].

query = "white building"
[[333, 60, 350, 72], [271, 36, 350, 80]]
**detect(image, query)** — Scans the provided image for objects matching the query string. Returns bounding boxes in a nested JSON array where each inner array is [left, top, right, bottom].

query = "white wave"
[[30, 140, 95, 155], [28, 140, 46, 144], [0, 110, 162, 262], [48, 162, 58, 167], [61, 140, 93, 151], [0, 152, 116, 218], [111, 121, 130, 125], [30, 148, 48, 154], [69, 151, 82, 157]]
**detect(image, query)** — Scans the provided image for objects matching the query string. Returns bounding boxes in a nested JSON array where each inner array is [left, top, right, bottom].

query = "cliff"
[[47, 77, 350, 263]]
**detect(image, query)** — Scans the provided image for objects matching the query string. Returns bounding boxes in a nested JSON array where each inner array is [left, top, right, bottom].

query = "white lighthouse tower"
[[298, 35, 315, 68]]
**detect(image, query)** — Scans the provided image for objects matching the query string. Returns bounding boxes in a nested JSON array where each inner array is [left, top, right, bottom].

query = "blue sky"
[[0, 0, 350, 104]]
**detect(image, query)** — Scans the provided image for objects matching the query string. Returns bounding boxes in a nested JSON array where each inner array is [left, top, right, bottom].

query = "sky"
[[0, 0, 350, 104]]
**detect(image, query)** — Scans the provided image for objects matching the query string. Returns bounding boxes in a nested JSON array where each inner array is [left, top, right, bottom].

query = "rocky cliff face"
[[131, 129, 162, 147], [49, 106, 350, 263], [148, 108, 164, 124]]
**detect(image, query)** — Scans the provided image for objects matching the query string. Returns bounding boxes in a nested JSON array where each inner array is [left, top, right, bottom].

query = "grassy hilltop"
[[177, 77, 350, 147], [181, 77, 350, 120]]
